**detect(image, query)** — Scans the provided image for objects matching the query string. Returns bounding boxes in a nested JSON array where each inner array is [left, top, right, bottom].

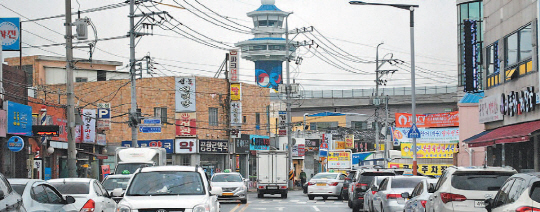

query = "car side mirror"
[[210, 187, 223, 196], [244, 179, 249, 183], [112, 188, 123, 197], [0, 190, 5, 200], [484, 198, 493, 212], [64, 196, 76, 204], [401, 192, 410, 199]]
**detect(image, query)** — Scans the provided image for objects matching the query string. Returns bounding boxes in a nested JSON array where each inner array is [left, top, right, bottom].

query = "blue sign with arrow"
[[407, 124, 421, 138]]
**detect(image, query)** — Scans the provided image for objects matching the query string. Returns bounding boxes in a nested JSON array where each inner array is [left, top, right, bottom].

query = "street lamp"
[[349, 1, 420, 175]]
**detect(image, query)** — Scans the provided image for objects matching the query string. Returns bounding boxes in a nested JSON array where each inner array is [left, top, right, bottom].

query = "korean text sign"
[[400, 143, 458, 158], [175, 139, 197, 154], [121, 140, 174, 154], [392, 127, 459, 143], [395, 112, 459, 128], [175, 77, 196, 112], [6, 101, 32, 136], [175, 113, 196, 137], [250, 135, 269, 150], [388, 163, 451, 176], [0, 18, 20, 51], [327, 151, 351, 169], [199, 140, 229, 153], [82, 109, 96, 143]]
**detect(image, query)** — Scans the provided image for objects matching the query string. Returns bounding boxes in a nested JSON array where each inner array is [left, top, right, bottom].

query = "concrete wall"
[[457, 103, 486, 166]]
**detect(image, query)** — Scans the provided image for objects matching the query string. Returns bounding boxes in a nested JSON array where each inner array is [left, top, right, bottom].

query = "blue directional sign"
[[139, 126, 161, 133], [407, 124, 421, 138], [143, 119, 161, 125]]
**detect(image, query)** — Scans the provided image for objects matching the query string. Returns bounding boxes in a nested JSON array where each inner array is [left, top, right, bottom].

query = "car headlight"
[[193, 204, 210, 212], [116, 205, 131, 212]]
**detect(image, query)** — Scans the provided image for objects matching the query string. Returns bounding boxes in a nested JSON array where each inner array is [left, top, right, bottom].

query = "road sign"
[[97, 108, 110, 119], [139, 126, 162, 133], [143, 119, 161, 125], [407, 124, 421, 138]]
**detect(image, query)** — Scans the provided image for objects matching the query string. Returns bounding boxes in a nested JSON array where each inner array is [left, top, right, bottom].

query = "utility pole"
[[384, 95, 389, 167], [374, 43, 383, 153], [129, 0, 138, 147], [285, 15, 293, 189], [65, 0, 77, 178]]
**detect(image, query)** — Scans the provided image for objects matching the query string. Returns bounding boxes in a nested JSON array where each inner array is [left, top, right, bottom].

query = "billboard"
[[250, 135, 269, 150], [0, 18, 20, 51], [175, 112, 196, 137], [255, 60, 282, 91], [230, 83, 241, 101], [121, 139, 174, 154], [400, 143, 458, 158], [175, 77, 196, 112], [479, 95, 503, 123], [395, 112, 459, 128], [388, 163, 451, 176], [82, 109, 96, 143], [6, 101, 32, 136], [327, 151, 351, 169], [392, 127, 459, 143], [175, 138, 197, 154], [463, 19, 479, 93]]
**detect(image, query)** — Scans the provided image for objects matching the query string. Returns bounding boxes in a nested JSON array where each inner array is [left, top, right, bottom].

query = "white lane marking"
[[313, 206, 321, 212], [276, 207, 284, 211], [252, 208, 267, 210]]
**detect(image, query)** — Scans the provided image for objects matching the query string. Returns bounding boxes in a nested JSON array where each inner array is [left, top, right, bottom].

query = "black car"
[[348, 168, 395, 212], [341, 170, 357, 200]]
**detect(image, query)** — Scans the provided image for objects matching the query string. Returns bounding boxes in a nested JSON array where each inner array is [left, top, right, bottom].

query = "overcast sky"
[[1, 0, 457, 91]]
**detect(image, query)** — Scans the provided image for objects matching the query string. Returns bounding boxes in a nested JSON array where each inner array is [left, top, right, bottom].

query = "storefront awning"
[[79, 151, 108, 160], [466, 120, 540, 147]]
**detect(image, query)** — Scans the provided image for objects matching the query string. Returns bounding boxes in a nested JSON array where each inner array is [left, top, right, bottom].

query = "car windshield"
[[116, 163, 153, 174], [49, 182, 90, 194], [312, 174, 338, 180], [392, 178, 425, 189], [360, 172, 395, 184], [212, 174, 242, 182], [102, 177, 131, 190], [451, 172, 514, 191], [11, 184, 26, 195], [126, 171, 205, 196]]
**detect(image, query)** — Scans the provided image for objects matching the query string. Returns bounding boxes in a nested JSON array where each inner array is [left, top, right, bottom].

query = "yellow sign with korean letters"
[[335, 141, 345, 149], [345, 135, 354, 149], [388, 163, 451, 176], [230, 83, 241, 101], [401, 143, 458, 158]]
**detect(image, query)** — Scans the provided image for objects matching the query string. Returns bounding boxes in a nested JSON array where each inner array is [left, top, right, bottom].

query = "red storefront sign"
[[395, 111, 459, 128], [175, 113, 196, 137]]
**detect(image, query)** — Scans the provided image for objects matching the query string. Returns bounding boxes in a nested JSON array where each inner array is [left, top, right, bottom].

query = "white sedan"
[[8, 179, 78, 212], [115, 165, 222, 212], [48, 178, 117, 212]]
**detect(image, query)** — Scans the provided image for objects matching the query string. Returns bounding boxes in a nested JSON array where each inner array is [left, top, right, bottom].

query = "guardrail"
[[297, 86, 458, 99]]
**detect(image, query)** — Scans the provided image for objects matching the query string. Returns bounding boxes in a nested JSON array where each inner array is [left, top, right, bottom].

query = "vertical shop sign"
[[175, 113, 197, 137], [0, 110, 6, 137], [231, 101, 242, 127], [229, 49, 240, 83], [230, 83, 242, 101], [82, 109, 96, 143], [175, 77, 196, 112]]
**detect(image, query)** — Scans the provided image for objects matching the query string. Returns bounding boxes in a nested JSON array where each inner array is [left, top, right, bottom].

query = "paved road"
[[220, 190, 351, 212]]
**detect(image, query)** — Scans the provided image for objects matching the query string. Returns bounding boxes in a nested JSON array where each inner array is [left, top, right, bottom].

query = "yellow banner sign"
[[345, 135, 354, 149], [401, 143, 458, 158], [230, 83, 241, 101], [388, 163, 451, 176], [335, 141, 345, 149]]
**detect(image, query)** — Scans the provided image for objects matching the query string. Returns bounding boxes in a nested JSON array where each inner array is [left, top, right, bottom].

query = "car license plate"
[[474, 201, 485, 208], [267, 186, 278, 189], [222, 192, 233, 196], [316, 183, 326, 186]]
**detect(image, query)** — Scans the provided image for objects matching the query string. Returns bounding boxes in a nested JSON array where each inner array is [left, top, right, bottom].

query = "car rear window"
[[451, 172, 513, 191], [360, 172, 395, 184], [530, 182, 540, 203], [312, 174, 338, 180], [49, 182, 90, 194], [392, 178, 425, 189]]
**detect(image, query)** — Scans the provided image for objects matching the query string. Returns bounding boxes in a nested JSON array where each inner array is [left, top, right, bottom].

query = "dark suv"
[[348, 168, 395, 212]]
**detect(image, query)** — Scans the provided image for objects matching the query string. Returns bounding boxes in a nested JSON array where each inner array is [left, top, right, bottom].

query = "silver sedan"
[[307, 172, 347, 200], [8, 179, 78, 212], [402, 178, 438, 212], [372, 176, 428, 212]]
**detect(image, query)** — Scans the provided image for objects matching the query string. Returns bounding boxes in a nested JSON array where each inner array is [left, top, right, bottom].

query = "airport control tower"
[[235, 0, 295, 91]]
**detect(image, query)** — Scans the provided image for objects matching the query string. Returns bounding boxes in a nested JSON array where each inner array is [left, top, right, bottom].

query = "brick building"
[[40, 76, 270, 177]]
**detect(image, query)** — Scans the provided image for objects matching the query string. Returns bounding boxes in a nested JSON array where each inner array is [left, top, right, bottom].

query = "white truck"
[[114, 147, 167, 174], [256, 150, 288, 198]]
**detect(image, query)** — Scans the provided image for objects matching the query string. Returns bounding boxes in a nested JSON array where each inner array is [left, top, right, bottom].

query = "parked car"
[[307, 172, 347, 200], [210, 172, 248, 204], [425, 166, 517, 212], [362, 176, 387, 211], [485, 172, 540, 212], [48, 178, 117, 212], [348, 168, 395, 212], [372, 176, 427, 212], [402, 178, 438, 212], [101, 174, 133, 203], [342, 170, 357, 200], [0, 173, 24, 212], [114, 165, 221, 212], [8, 179, 78, 212]]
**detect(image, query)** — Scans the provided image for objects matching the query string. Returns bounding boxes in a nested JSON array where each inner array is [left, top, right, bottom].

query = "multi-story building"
[[40, 76, 270, 178], [464, 0, 540, 172]]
